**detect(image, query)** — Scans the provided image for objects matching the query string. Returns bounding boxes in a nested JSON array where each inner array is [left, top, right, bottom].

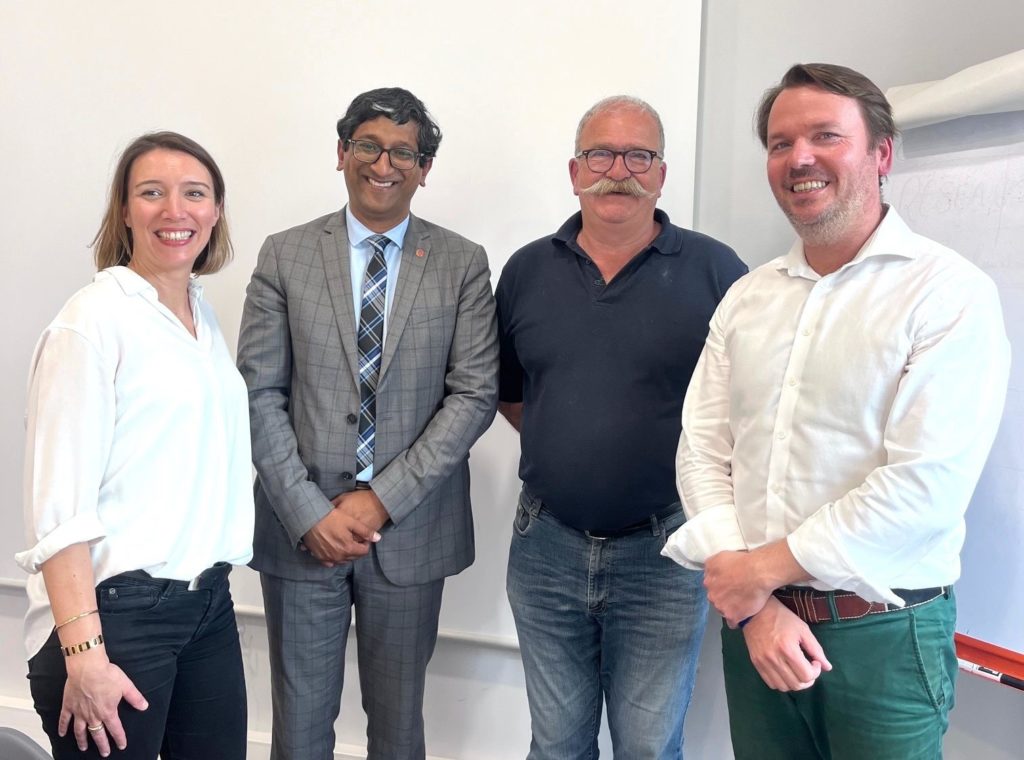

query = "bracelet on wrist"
[[61, 634, 105, 657], [55, 609, 99, 630]]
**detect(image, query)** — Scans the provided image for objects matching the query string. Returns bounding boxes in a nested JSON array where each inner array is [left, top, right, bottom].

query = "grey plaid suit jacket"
[[237, 208, 499, 585]]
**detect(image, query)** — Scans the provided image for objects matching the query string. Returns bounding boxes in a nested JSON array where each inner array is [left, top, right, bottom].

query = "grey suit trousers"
[[261, 551, 444, 760]]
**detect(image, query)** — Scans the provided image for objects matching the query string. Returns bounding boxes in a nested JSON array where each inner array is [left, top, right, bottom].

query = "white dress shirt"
[[17, 267, 254, 658], [663, 207, 1010, 606], [346, 210, 408, 481]]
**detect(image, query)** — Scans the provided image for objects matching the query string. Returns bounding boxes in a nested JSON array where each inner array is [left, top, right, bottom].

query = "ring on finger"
[[87, 723, 103, 732]]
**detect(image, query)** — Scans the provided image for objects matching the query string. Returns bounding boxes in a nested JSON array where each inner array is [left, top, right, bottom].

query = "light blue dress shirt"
[[346, 210, 409, 480]]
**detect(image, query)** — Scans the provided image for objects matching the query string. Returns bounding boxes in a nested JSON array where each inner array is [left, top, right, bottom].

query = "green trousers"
[[722, 590, 957, 760]]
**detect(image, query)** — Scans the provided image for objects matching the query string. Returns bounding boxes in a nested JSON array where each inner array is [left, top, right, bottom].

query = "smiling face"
[[570, 105, 665, 227], [122, 148, 221, 278], [765, 86, 892, 252], [338, 115, 432, 232]]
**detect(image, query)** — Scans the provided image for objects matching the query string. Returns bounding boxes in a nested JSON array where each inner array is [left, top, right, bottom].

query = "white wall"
[[694, 1, 1024, 757], [0, 2, 703, 758], [4, 1, 1024, 758]]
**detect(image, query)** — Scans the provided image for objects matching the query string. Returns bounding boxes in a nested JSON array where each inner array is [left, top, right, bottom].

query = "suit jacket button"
[[346, 413, 358, 424], [341, 472, 353, 481]]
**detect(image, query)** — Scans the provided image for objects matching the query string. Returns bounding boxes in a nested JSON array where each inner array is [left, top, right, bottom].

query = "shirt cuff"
[[661, 503, 746, 569], [16, 513, 106, 574], [787, 514, 904, 606]]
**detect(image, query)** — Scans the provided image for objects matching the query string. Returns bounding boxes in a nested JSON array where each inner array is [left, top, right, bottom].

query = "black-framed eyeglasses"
[[345, 139, 425, 170], [576, 148, 662, 174]]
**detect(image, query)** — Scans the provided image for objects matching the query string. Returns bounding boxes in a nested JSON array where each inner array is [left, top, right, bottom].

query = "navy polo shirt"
[[496, 209, 747, 532]]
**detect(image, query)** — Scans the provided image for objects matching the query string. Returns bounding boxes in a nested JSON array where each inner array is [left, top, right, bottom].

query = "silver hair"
[[574, 95, 665, 154]]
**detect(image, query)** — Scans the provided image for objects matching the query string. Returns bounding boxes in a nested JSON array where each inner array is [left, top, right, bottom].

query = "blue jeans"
[[507, 487, 708, 760], [28, 563, 246, 760]]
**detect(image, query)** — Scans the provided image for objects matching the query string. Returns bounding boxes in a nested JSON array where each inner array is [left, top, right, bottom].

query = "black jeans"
[[28, 563, 247, 760]]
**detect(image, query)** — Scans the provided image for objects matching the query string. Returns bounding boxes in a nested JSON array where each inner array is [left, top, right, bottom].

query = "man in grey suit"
[[238, 87, 499, 760]]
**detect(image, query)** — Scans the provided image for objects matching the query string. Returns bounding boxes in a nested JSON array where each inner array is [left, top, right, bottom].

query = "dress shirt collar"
[[100, 265, 205, 303], [775, 204, 919, 280], [345, 208, 410, 251]]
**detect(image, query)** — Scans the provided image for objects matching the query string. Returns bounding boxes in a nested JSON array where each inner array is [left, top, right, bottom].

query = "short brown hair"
[[92, 131, 232, 274], [755, 63, 897, 149]]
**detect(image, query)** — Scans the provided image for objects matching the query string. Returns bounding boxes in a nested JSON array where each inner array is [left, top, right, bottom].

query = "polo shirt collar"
[[554, 208, 680, 256]]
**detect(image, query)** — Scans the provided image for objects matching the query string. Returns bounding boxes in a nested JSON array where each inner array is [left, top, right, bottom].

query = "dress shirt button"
[[802, 328, 812, 336], [772, 484, 782, 494], [776, 431, 787, 440], [788, 378, 798, 387], [346, 413, 358, 424], [593, 278, 604, 286], [341, 472, 354, 481]]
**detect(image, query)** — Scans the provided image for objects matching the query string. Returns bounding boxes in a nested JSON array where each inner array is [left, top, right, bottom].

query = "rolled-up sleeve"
[[17, 327, 113, 573]]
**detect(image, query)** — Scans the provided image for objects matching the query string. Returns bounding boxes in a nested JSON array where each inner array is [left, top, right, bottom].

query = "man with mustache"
[[495, 96, 746, 758], [663, 64, 1010, 758]]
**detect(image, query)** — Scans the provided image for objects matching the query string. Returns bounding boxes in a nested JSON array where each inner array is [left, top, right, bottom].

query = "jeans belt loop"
[[521, 486, 543, 519], [649, 513, 661, 537]]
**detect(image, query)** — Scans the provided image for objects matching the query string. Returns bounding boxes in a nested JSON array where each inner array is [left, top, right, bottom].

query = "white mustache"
[[580, 176, 655, 198]]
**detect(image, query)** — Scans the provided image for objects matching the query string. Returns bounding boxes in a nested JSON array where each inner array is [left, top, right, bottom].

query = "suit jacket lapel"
[[321, 209, 360, 386], [380, 214, 430, 378]]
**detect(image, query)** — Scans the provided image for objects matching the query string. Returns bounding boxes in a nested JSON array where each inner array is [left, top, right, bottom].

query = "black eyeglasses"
[[345, 139, 425, 170], [576, 149, 662, 174]]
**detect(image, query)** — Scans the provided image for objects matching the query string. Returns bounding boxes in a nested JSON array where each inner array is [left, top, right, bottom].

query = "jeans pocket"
[[97, 579, 162, 615]]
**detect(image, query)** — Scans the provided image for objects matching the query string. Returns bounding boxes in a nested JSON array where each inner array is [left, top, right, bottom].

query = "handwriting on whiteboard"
[[889, 149, 1024, 283]]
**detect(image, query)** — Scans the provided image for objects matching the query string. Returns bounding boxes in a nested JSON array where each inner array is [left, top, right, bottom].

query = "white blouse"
[[17, 267, 254, 658]]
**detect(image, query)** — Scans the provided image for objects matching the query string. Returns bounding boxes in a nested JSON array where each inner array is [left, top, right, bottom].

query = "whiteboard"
[[1, 0, 704, 645], [888, 111, 1024, 656]]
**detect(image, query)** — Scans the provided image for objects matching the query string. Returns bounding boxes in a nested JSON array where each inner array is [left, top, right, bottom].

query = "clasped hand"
[[703, 550, 774, 626], [302, 490, 388, 567], [741, 597, 832, 691]]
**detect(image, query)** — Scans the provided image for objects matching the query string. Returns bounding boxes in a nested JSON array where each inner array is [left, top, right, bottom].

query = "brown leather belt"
[[773, 586, 946, 624]]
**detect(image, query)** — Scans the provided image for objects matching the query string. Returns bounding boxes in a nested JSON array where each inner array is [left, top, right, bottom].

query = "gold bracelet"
[[55, 609, 99, 630], [61, 634, 105, 657]]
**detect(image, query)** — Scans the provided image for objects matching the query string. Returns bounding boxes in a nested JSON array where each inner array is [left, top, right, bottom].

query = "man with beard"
[[663, 63, 1010, 759], [496, 95, 746, 759]]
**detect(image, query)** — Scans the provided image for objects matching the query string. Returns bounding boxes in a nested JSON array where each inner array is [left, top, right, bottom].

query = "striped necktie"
[[356, 234, 390, 472]]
